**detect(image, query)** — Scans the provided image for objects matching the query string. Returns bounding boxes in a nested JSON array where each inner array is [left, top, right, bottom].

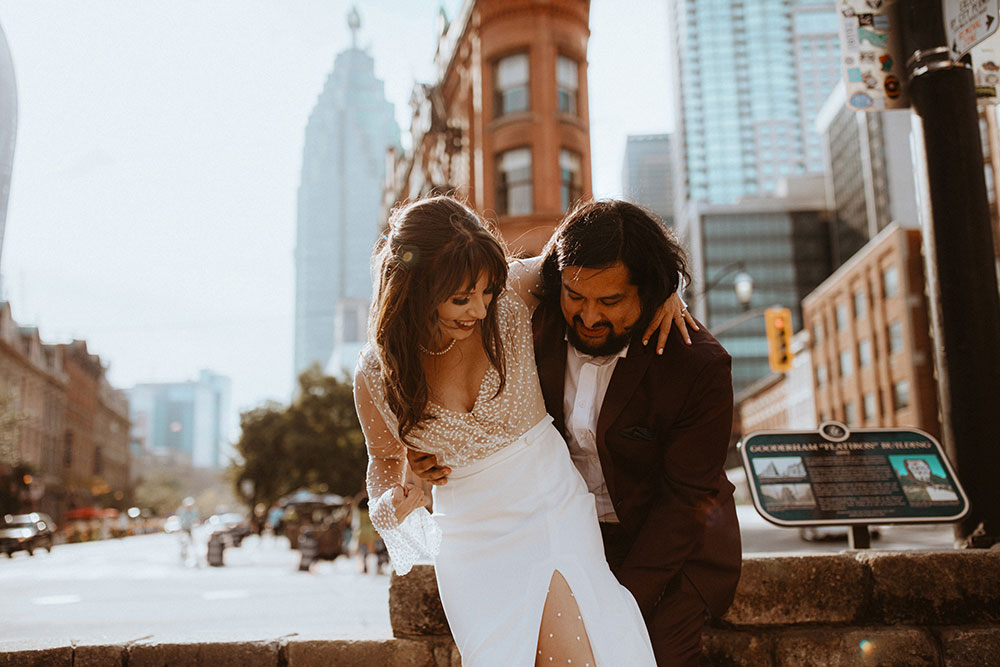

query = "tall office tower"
[[621, 134, 674, 227], [691, 179, 834, 394], [667, 1, 842, 394], [816, 81, 920, 266], [294, 9, 400, 381], [0, 22, 17, 289], [128, 370, 232, 470], [668, 0, 840, 212]]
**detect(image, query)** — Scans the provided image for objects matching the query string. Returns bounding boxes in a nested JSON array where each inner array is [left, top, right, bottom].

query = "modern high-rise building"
[[0, 21, 17, 289], [666, 1, 842, 394], [687, 177, 834, 393], [815, 81, 920, 266], [383, 0, 593, 256], [294, 9, 400, 381], [128, 370, 231, 470], [621, 134, 674, 227], [667, 0, 840, 213]]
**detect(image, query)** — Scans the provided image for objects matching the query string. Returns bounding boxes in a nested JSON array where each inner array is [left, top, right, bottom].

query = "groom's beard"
[[566, 316, 634, 356]]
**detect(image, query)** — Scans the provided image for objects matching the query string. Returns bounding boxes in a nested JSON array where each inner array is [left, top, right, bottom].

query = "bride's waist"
[[444, 415, 555, 480]]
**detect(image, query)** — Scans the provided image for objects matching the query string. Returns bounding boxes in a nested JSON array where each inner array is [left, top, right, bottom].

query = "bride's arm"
[[353, 369, 426, 527], [354, 368, 438, 574]]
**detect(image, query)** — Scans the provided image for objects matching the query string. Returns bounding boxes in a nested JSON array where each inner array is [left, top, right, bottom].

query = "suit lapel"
[[532, 305, 568, 436], [596, 334, 654, 447]]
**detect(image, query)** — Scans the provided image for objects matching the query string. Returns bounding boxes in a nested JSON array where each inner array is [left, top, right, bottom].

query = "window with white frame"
[[494, 53, 530, 116], [556, 55, 579, 115], [496, 148, 533, 215]]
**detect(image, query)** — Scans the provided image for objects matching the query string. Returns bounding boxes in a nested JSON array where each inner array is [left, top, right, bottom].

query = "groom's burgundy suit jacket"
[[532, 304, 742, 619]]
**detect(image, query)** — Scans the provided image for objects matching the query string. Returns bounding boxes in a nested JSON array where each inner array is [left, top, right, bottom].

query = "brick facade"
[[384, 0, 592, 255]]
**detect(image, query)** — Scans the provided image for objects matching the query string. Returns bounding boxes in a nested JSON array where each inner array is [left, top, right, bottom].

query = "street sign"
[[944, 0, 1000, 57], [739, 422, 969, 527], [837, 0, 911, 111]]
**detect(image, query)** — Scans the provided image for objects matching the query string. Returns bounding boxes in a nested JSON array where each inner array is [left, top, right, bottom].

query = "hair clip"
[[397, 245, 419, 269]]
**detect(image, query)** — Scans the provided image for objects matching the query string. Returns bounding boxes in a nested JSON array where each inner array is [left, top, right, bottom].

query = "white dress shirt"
[[563, 342, 628, 523]]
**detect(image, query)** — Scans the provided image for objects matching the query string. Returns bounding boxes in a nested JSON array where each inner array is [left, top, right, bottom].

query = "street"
[[0, 529, 392, 649], [0, 509, 956, 651]]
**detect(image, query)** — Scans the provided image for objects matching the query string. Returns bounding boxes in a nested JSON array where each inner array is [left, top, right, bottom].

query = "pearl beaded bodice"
[[356, 286, 546, 471]]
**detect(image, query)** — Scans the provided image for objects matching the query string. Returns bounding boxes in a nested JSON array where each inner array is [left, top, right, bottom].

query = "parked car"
[[0, 512, 56, 556], [206, 512, 252, 546]]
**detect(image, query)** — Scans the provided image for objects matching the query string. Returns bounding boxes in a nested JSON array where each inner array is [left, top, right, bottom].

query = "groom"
[[411, 200, 741, 665]]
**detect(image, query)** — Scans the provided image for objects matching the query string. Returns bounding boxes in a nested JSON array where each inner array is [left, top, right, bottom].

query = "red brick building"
[[0, 303, 66, 517], [384, 0, 593, 254], [0, 303, 130, 520], [802, 224, 939, 436], [58, 340, 130, 513]]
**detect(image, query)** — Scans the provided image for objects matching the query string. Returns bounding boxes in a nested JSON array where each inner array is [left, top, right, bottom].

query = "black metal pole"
[[849, 525, 871, 550], [898, 0, 1000, 546]]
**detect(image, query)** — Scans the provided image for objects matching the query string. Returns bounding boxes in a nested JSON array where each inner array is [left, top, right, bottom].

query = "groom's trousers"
[[601, 522, 709, 667]]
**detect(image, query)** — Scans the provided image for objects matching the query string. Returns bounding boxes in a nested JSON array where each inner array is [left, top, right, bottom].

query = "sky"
[[0, 0, 674, 434]]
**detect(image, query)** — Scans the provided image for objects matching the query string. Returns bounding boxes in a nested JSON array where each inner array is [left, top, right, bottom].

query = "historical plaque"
[[739, 422, 969, 527]]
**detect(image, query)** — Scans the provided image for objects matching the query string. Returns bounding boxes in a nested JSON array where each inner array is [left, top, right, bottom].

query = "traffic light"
[[765, 307, 794, 373]]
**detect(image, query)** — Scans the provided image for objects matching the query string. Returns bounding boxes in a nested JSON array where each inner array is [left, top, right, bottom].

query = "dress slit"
[[535, 569, 596, 666]]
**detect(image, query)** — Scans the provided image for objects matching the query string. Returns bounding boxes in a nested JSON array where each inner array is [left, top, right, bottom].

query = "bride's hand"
[[642, 292, 698, 353], [391, 483, 427, 524]]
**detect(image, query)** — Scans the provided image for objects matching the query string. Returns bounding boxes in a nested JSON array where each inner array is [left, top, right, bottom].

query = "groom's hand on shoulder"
[[407, 448, 451, 485]]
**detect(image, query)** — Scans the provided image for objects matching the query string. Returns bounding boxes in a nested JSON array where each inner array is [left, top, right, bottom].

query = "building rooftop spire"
[[347, 6, 361, 49]]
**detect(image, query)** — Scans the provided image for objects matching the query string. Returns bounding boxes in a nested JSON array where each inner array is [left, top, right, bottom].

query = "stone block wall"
[[2, 550, 998, 666], [389, 550, 1000, 666]]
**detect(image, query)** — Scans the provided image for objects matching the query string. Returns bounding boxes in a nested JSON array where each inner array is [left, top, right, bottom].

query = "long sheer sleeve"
[[507, 255, 544, 313], [354, 364, 441, 575]]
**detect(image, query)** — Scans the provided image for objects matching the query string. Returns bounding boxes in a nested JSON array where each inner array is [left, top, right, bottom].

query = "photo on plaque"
[[888, 454, 959, 504], [759, 483, 816, 510], [753, 456, 807, 481]]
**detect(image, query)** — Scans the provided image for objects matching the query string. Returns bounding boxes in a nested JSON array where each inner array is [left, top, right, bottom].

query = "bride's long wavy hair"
[[369, 196, 508, 444]]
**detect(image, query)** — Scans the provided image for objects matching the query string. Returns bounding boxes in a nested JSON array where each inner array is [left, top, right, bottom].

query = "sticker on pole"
[[739, 422, 969, 527], [945, 0, 1000, 57], [971, 30, 1000, 100], [837, 0, 910, 111]]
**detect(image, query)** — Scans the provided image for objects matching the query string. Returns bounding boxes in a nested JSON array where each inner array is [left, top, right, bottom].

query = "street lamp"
[[733, 271, 754, 311], [692, 261, 755, 316]]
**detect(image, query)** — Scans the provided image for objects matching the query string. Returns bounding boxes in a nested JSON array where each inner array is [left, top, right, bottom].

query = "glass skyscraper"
[[668, 1, 842, 394], [668, 0, 840, 208], [621, 134, 675, 227], [128, 370, 232, 470], [294, 14, 400, 381]]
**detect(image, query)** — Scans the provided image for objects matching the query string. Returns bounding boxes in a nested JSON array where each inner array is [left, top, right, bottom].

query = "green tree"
[[232, 366, 367, 509]]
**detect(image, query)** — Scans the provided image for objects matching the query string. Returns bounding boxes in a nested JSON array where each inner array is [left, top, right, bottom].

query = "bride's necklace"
[[419, 338, 456, 356]]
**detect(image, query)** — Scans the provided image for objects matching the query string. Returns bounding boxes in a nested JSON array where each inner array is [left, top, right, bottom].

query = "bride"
[[354, 196, 684, 666]]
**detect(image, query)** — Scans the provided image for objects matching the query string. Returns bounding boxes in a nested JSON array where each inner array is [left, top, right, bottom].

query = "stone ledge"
[[857, 550, 1000, 625], [390, 565, 451, 638], [722, 554, 867, 626], [390, 551, 1000, 634], [1, 628, 1000, 666], [0, 640, 454, 667], [936, 626, 1000, 666]]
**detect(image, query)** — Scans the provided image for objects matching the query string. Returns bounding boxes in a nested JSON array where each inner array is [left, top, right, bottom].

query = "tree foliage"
[[231, 365, 367, 508]]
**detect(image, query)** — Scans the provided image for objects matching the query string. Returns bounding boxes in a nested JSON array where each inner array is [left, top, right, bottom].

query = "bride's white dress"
[[354, 285, 655, 666]]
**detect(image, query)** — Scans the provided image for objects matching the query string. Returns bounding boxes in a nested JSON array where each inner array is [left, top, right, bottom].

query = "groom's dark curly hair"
[[539, 199, 689, 325]]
